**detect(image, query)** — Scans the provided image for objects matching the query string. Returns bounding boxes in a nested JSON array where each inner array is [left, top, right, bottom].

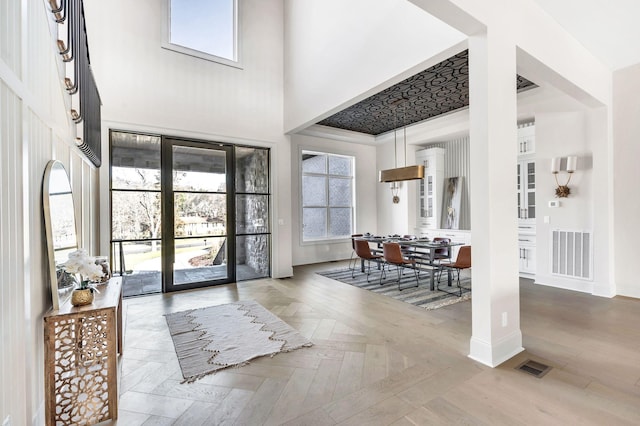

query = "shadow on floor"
[[121, 265, 265, 297]]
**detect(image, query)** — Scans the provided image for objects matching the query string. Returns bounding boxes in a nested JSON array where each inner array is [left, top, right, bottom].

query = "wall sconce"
[[551, 156, 577, 198]]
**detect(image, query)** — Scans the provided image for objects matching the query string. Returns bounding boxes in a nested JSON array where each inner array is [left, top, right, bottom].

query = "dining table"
[[356, 236, 464, 291]]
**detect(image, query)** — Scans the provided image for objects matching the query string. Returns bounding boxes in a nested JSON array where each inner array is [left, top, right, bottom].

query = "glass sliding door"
[[162, 138, 235, 291]]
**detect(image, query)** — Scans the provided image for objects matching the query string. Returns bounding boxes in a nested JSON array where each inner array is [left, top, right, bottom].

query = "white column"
[[468, 30, 523, 366]]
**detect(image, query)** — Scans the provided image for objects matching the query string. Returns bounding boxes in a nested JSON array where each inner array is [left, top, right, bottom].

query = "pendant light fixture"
[[379, 96, 425, 184]]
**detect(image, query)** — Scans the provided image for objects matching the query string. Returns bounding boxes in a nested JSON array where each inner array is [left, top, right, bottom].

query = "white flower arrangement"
[[62, 249, 105, 291]]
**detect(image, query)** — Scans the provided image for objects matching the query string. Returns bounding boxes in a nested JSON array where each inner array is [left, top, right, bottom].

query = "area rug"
[[165, 300, 313, 382], [317, 268, 471, 310]]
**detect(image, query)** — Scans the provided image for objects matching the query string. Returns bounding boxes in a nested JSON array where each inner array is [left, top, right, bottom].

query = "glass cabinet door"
[[526, 161, 536, 219], [415, 148, 444, 229], [426, 175, 433, 218], [516, 163, 522, 218], [516, 160, 535, 220]]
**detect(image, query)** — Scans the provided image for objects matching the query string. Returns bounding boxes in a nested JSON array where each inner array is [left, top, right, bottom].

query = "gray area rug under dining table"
[[317, 266, 471, 310]]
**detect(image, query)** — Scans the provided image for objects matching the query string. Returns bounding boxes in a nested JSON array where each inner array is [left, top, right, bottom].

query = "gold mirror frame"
[[43, 160, 79, 310]]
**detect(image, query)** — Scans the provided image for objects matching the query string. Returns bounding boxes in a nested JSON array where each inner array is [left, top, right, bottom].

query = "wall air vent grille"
[[551, 229, 592, 280]]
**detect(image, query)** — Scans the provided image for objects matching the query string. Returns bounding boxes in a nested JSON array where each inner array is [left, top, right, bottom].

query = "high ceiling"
[[317, 50, 535, 136], [316, 2, 640, 136], [532, 0, 640, 71]]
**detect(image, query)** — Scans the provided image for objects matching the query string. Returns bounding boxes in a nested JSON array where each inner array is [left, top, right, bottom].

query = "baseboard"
[[616, 285, 640, 299], [534, 275, 593, 294], [469, 330, 524, 367], [272, 265, 294, 278]]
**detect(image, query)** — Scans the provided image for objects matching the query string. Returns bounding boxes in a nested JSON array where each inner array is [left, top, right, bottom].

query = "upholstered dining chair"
[[438, 245, 471, 296], [348, 234, 363, 273], [400, 234, 417, 254], [432, 237, 451, 261], [433, 237, 451, 283], [380, 242, 420, 290], [352, 239, 382, 282]]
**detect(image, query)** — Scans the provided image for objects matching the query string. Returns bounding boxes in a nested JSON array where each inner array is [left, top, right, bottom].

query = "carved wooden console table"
[[44, 277, 123, 426]]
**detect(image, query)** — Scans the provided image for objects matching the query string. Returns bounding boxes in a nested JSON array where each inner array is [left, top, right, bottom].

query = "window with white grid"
[[301, 150, 355, 242]]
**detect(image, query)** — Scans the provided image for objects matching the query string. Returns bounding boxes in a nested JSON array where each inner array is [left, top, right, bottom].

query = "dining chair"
[[400, 234, 417, 255], [348, 234, 363, 274], [432, 237, 451, 261], [437, 245, 471, 296], [433, 237, 451, 282], [352, 239, 382, 282], [380, 242, 420, 291]]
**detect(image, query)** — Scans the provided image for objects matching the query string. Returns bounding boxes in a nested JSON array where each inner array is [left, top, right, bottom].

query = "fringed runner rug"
[[165, 300, 313, 382]]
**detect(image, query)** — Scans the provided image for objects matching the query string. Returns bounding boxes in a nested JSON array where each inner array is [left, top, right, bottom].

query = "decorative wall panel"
[[319, 50, 536, 135], [1, 1, 104, 423], [0, 80, 27, 426], [1, 0, 22, 75]]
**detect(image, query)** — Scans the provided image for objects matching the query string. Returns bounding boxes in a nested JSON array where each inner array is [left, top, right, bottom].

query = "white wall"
[[534, 112, 594, 292], [84, 0, 294, 277], [291, 134, 377, 265], [283, 0, 466, 133], [371, 85, 611, 295], [517, 87, 611, 296], [613, 62, 640, 298], [1, 1, 101, 424], [84, 0, 285, 143], [376, 132, 413, 236]]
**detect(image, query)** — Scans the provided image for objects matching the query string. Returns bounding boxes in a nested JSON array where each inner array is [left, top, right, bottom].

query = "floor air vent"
[[516, 359, 551, 378]]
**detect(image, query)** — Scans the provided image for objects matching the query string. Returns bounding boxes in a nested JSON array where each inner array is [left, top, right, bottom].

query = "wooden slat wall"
[[1, 1, 101, 424]]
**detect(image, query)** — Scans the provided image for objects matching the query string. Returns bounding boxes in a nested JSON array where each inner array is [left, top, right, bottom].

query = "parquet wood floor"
[[103, 261, 640, 425]]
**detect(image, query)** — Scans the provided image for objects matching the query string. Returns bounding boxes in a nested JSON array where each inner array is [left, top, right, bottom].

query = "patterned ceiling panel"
[[318, 49, 536, 135]]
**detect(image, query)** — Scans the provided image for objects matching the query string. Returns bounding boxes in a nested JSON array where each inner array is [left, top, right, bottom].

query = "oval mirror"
[[43, 160, 79, 309]]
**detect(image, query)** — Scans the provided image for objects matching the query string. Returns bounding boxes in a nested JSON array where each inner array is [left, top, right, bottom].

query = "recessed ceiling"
[[318, 50, 535, 136]]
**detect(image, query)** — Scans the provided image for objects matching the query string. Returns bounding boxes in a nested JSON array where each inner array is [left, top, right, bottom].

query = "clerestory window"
[[163, 0, 240, 67]]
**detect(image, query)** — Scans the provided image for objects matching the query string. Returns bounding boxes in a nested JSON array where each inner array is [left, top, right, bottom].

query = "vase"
[[71, 288, 94, 306]]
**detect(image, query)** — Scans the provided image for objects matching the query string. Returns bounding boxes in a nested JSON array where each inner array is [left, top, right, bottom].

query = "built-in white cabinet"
[[416, 147, 444, 229], [518, 226, 536, 277], [517, 123, 536, 277], [415, 147, 469, 262], [517, 158, 536, 223], [414, 228, 471, 262], [517, 122, 535, 155]]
